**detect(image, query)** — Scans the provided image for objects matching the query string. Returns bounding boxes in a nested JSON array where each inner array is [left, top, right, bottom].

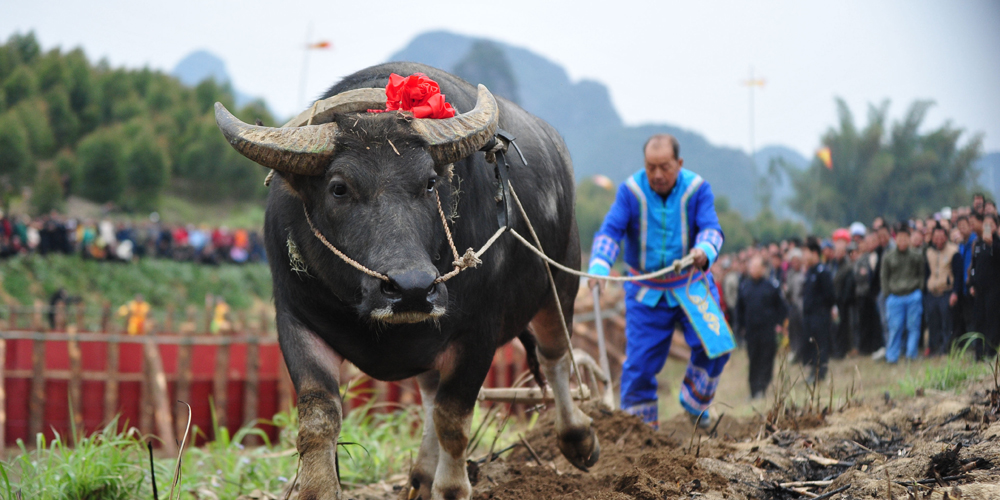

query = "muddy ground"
[[337, 378, 1000, 500]]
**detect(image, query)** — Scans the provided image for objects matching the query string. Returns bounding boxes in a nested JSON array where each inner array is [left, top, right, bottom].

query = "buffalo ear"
[[436, 163, 455, 182], [271, 170, 313, 200]]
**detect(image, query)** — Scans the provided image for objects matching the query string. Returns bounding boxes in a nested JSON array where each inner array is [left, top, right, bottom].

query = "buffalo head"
[[214, 85, 498, 325]]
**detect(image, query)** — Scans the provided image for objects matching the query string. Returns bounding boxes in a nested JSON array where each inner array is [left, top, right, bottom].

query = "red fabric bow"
[[370, 73, 456, 119]]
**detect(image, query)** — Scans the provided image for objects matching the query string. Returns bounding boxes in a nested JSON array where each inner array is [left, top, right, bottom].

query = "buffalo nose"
[[382, 270, 438, 305]]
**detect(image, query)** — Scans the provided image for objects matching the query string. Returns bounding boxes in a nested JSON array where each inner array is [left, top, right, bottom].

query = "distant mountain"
[[975, 152, 1000, 200], [172, 50, 255, 107], [754, 145, 809, 221], [389, 31, 763, 217]]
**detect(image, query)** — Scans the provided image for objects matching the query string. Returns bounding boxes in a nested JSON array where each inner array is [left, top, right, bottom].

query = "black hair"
[[972, 211, 985, 222], [956, 215, 969, 224], [931, 223, 947, 236], [805, 236, 821, 255], [895, 223, 910, 235], [973, 192, 986, 202], [643, 134, 680, 159]]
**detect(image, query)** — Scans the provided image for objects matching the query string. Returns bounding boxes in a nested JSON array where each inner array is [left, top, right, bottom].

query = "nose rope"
[[301, 191, 506, 284]]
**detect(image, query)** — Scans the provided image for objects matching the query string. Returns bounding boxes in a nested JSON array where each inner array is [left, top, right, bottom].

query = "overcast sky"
[[4, 0, 998, 158]]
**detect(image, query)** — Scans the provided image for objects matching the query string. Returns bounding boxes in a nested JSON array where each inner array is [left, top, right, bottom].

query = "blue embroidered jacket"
[[588, 168, 724, 307]]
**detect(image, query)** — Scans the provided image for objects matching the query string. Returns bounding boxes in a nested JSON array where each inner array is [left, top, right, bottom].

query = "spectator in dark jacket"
[[970, 212, 1000, 361], [802, 238, 836, 382], [737, 255, 788, 399], [831, 231, 855, 358], [853, 234, 883, 354], [950, 215, 977, 345]]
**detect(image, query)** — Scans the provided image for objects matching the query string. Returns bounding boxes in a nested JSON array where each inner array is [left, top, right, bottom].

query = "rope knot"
[[484, 139, 506, 164], [455, 248, 482, 270]]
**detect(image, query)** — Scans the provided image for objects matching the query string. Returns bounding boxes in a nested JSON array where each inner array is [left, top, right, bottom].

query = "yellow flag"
[[817, 146, 833, 169]]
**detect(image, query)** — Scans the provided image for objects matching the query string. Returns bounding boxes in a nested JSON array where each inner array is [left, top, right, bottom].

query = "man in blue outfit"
[[587, 134, 732, 429]]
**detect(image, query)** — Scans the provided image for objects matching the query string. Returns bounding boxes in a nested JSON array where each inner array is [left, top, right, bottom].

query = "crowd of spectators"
[[0, 211, 267, 264], [714, 194, 999, 397]]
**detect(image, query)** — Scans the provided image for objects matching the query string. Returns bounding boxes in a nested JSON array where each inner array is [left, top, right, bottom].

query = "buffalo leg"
[[278, 313, 344, 500], [407, 371, 441, 500], [530, 279, 600, 471], [427, 346, 493, 500]]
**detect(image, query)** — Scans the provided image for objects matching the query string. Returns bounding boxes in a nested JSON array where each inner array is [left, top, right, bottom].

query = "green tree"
[[54, 149, 80, 196], [32, 166, 65, 214], [65, 48, 100, 134], [2, 65, 37, 107], [0, 113, 33, 209], [7, 32, 40, 67], [45, 86, 80, 148], [77, 128, 126, 203], [12, 99, 55, 157], [787, 99, 983, 227], [124, 132, 169, 209], [37, 49, 70, 92]]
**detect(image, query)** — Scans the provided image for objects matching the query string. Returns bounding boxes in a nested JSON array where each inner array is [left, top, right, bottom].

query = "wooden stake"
[[143, 339, 177, 455]]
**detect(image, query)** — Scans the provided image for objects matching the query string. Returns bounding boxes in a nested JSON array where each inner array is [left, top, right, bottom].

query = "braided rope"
[[302, 205, 390, 282]]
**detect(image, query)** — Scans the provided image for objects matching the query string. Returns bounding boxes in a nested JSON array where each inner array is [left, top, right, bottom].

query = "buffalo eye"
[[330, 182, 348, 198], [426, 177, 437, 193]]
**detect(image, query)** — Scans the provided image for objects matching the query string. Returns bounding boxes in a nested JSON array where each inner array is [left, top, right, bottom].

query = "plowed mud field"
[[339, 379, 1000, 500]]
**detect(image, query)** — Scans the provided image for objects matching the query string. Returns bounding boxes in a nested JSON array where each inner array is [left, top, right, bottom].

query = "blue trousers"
[[886, 289, 922, 363], [620, 282, 730, 426]]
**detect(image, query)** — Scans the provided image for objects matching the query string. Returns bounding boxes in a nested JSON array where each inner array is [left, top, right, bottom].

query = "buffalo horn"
[[214, 88, 388, 176], [411, 84, 499, 166]]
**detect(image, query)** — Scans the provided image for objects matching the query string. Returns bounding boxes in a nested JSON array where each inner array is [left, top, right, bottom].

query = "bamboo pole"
[[175, 321, 193, 439], [67, 311, 84, 437], [242, 313, 260, 445], [104, 315, 121, 423], [139, 337, 154, 435], [164, 304, 175, 334], [478, 385, 591, 405], [0, 334, 7, 456], [28, 302, 46, 441], [212, 335, 231, 432]]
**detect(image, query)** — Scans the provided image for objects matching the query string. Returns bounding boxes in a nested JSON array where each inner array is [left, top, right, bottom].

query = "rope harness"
[[293, 132, 705, 394]]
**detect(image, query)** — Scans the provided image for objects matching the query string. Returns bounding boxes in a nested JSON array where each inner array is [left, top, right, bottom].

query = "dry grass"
[[654, 346, 991, 421]]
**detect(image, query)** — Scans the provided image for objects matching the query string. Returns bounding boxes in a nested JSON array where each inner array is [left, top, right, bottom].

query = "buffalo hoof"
[[557, 425, 601, 472], [404, 473, 433, 500]]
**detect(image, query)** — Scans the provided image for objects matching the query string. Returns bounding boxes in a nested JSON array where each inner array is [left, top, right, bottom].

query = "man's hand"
[[689, 247, 708, 269], [587, 277, 604, 292], [970, 286, 976, 297], [949, 292, 958, 307]]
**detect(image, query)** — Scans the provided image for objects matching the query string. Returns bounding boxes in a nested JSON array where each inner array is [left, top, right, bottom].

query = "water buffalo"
[[215, 62, 598, 500]]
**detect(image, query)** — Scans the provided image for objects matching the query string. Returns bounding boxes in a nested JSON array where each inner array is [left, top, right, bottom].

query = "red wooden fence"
[[0, 327, 529, 452]]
